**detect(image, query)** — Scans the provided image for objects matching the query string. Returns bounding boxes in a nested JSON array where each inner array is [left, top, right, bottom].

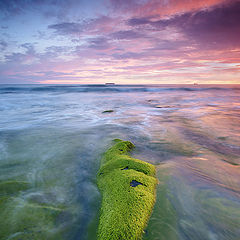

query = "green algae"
[[0, 180, 29, 196], [197, 193, 240, 235], [97, 139, 157, 240], [0, 197, 65, 240], [143, 165, 178, 240], [0, 179, 66, 240], [0, 196, 67, 240], [87, 207, 101, 240]]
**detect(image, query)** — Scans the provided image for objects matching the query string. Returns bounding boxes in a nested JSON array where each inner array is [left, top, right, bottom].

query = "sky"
[[0, 0, 240, 84]]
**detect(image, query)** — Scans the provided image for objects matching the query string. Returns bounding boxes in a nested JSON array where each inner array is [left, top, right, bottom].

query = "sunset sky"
[[0, 0, 240, 84]]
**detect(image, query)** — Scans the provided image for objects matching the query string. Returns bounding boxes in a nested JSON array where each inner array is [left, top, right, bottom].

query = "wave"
[[0, 85, 239, 94]]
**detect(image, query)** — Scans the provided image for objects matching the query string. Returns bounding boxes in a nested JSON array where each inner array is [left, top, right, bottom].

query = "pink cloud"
[[135, 0, 229, 17]]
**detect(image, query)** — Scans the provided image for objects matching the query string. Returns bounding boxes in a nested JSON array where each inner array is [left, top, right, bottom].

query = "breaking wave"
[[0, 84, 239, 94]]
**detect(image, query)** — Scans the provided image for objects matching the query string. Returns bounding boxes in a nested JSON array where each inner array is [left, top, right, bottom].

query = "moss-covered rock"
[[97, 139, 157, 240], [143, 165, 177, 240]]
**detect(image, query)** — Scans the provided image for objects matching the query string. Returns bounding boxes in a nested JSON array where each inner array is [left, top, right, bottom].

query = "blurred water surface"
[[0, 84, 239, 240]]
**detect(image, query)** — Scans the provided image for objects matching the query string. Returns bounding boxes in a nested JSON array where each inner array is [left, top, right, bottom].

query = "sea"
[[0, 84, 240, 240]]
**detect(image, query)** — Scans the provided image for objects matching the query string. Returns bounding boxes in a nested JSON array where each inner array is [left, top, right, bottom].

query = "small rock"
[[102, 110, 114, 113], [155, 105, 172, 108]]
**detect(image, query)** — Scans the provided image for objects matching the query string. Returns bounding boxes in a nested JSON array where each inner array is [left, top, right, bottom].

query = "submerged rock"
[[97, 139, 157, 240], [155, 105, 172, 108]]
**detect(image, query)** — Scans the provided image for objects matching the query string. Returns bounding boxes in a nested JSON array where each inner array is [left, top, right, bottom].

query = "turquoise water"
[[0, 85, 240, 240]]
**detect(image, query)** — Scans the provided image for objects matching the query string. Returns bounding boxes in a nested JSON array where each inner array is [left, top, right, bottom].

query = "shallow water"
[[0, 84, 240, 240]]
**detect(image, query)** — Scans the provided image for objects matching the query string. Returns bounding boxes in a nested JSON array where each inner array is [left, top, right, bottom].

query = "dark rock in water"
[[221, 158, 239, 166], [130, 180, 143, 187], [217, 136, 227, 141], [155, 105, 172, 108], [102, 110, 114, 113]]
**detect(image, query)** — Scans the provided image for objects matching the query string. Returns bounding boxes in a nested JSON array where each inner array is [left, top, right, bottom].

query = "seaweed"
[[0, 180, 29, 196], [97, 139, 157, 240], [0, 180, 65, 240]]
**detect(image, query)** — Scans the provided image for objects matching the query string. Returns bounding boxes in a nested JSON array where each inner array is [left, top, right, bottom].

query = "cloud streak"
[[48, 22, 83, 35]]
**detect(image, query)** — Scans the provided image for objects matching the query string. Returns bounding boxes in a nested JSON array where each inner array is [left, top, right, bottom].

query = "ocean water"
[[0, 84, 240, 240]]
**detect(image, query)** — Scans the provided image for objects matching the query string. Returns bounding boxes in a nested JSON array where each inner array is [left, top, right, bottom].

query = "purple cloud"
[[108, 0, 140, 11], [111, 30, 145, 39], [87, 37, 111, 50], [0, 0, 23, 16], [20, 43, 35, 51], [36, 70, 74, 77], [127, 1, 240, 49], [180, 0, 240, 48], [0, 0, 82, 19], [112, 51, 147, 60], [148, 40, 187, 51], [48, 22, 83, 35], [0, 40, 8, 51], [127, 17, 152, 26]]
